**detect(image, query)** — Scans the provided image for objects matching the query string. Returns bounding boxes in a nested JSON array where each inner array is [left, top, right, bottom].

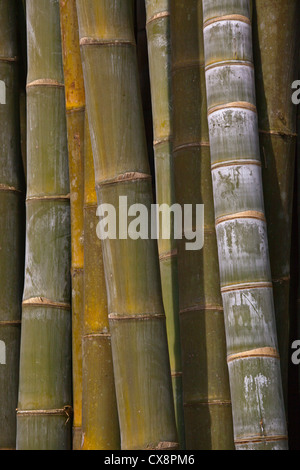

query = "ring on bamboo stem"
[[211, 159, 261, 170], [79, 37, 135, 47], [108, 313, 165, 321], [96, 172, 152, 187], [16, 406, 73, 424], [221, 281, 273, 293], [0, 184, 22, 193], [159, 249, 178, 261], [0, 56, 19, 63], [26, 79, 64, 89], [205, 60, 254, 72], [234, 434, 288, 445], [22, 297, 71, 310], [258, 128, 297, 139], [215, 210, 266, 225], [26, 194, 70, 203], [145, 441, 179, 450], [207, 101, 257, 116], [227, 347, 280, 363], [203, 14, 251, 29], [173, 141, 210, 153], [146, 11, 170, 26], [0, 320, 21, 325]]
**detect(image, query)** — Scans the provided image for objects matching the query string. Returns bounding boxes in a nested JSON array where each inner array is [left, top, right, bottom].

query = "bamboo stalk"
[[81, 115, 120, 450], [145, 0, 185, 449], [16, 0, 72, 450], [59, 0, 85, 449], [0, 0, 25, 450], [170, 0, 234, 450], [76, 0, 178, 450], [252, 0, 300, 406], [202, 0, 287, 450]]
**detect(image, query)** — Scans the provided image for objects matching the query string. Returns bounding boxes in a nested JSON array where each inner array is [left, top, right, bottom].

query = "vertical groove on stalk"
[[17, 0, 72, 450], [0, 0, 25, 451], [59, 0, 85, 449], [170, 0, 234, 450], [81, 114, 120, 450], [76, 0, 178, 450], [202, 0, 287, 450], [252, 0, 300, 406], [145, 0, 185, 448]]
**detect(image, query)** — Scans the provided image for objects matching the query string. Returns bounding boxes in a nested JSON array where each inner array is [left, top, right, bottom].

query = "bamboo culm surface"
[[170, 0, 234, 450], [59, 0, 85, 448], [145, 0, 185, 449], [202, 0, 287, 450], [76, 0, 178, 450], [0, 0, 25, 450], [16, 0, 72, 450]]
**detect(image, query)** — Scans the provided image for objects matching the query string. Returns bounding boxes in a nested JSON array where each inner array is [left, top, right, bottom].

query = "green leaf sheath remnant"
[[170, 0, 234, 450], [145, 0, 185, 449], [252, 0, 300, 407], [202, 0, 288, 450], [16, 0, 72, 450], [0, 0, 25, 451], [76, 0, 178, 450]]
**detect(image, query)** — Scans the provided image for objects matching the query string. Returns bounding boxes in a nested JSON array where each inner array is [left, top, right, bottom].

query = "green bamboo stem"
[[145, 0, 185, 449], [81, 115, 120, 450], [59, 0, 85, 449], [170, 0, 234, 450], [0, 0, 24, 450], [252, 0, 300, 406], [76, 0, 178, 450], [16, 0, 72, 450], [202, 0, 287, 449]]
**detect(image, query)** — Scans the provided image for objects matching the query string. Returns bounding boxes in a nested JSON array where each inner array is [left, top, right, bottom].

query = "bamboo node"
[[227, 347, 280, 363], [146, 441, 179, 450], [0, 184, 22, 194], [22, 297, 71, 310], [211, 159, 261, 171], [221, 281, 273, 293], [146, 11, 170, 26], [16, 406, 73, 425], [215, 210, 266, 225], [109, 313, 165, 321], [26, 79, 64, 89], [203, 14, 251, 29], [79, 37, 135, 47], [97, 172, 152, 187], [208, 101, 257, 116]]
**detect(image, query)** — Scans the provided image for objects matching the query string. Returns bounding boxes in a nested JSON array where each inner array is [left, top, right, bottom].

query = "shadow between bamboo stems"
[[170, 0, 234, 450]]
